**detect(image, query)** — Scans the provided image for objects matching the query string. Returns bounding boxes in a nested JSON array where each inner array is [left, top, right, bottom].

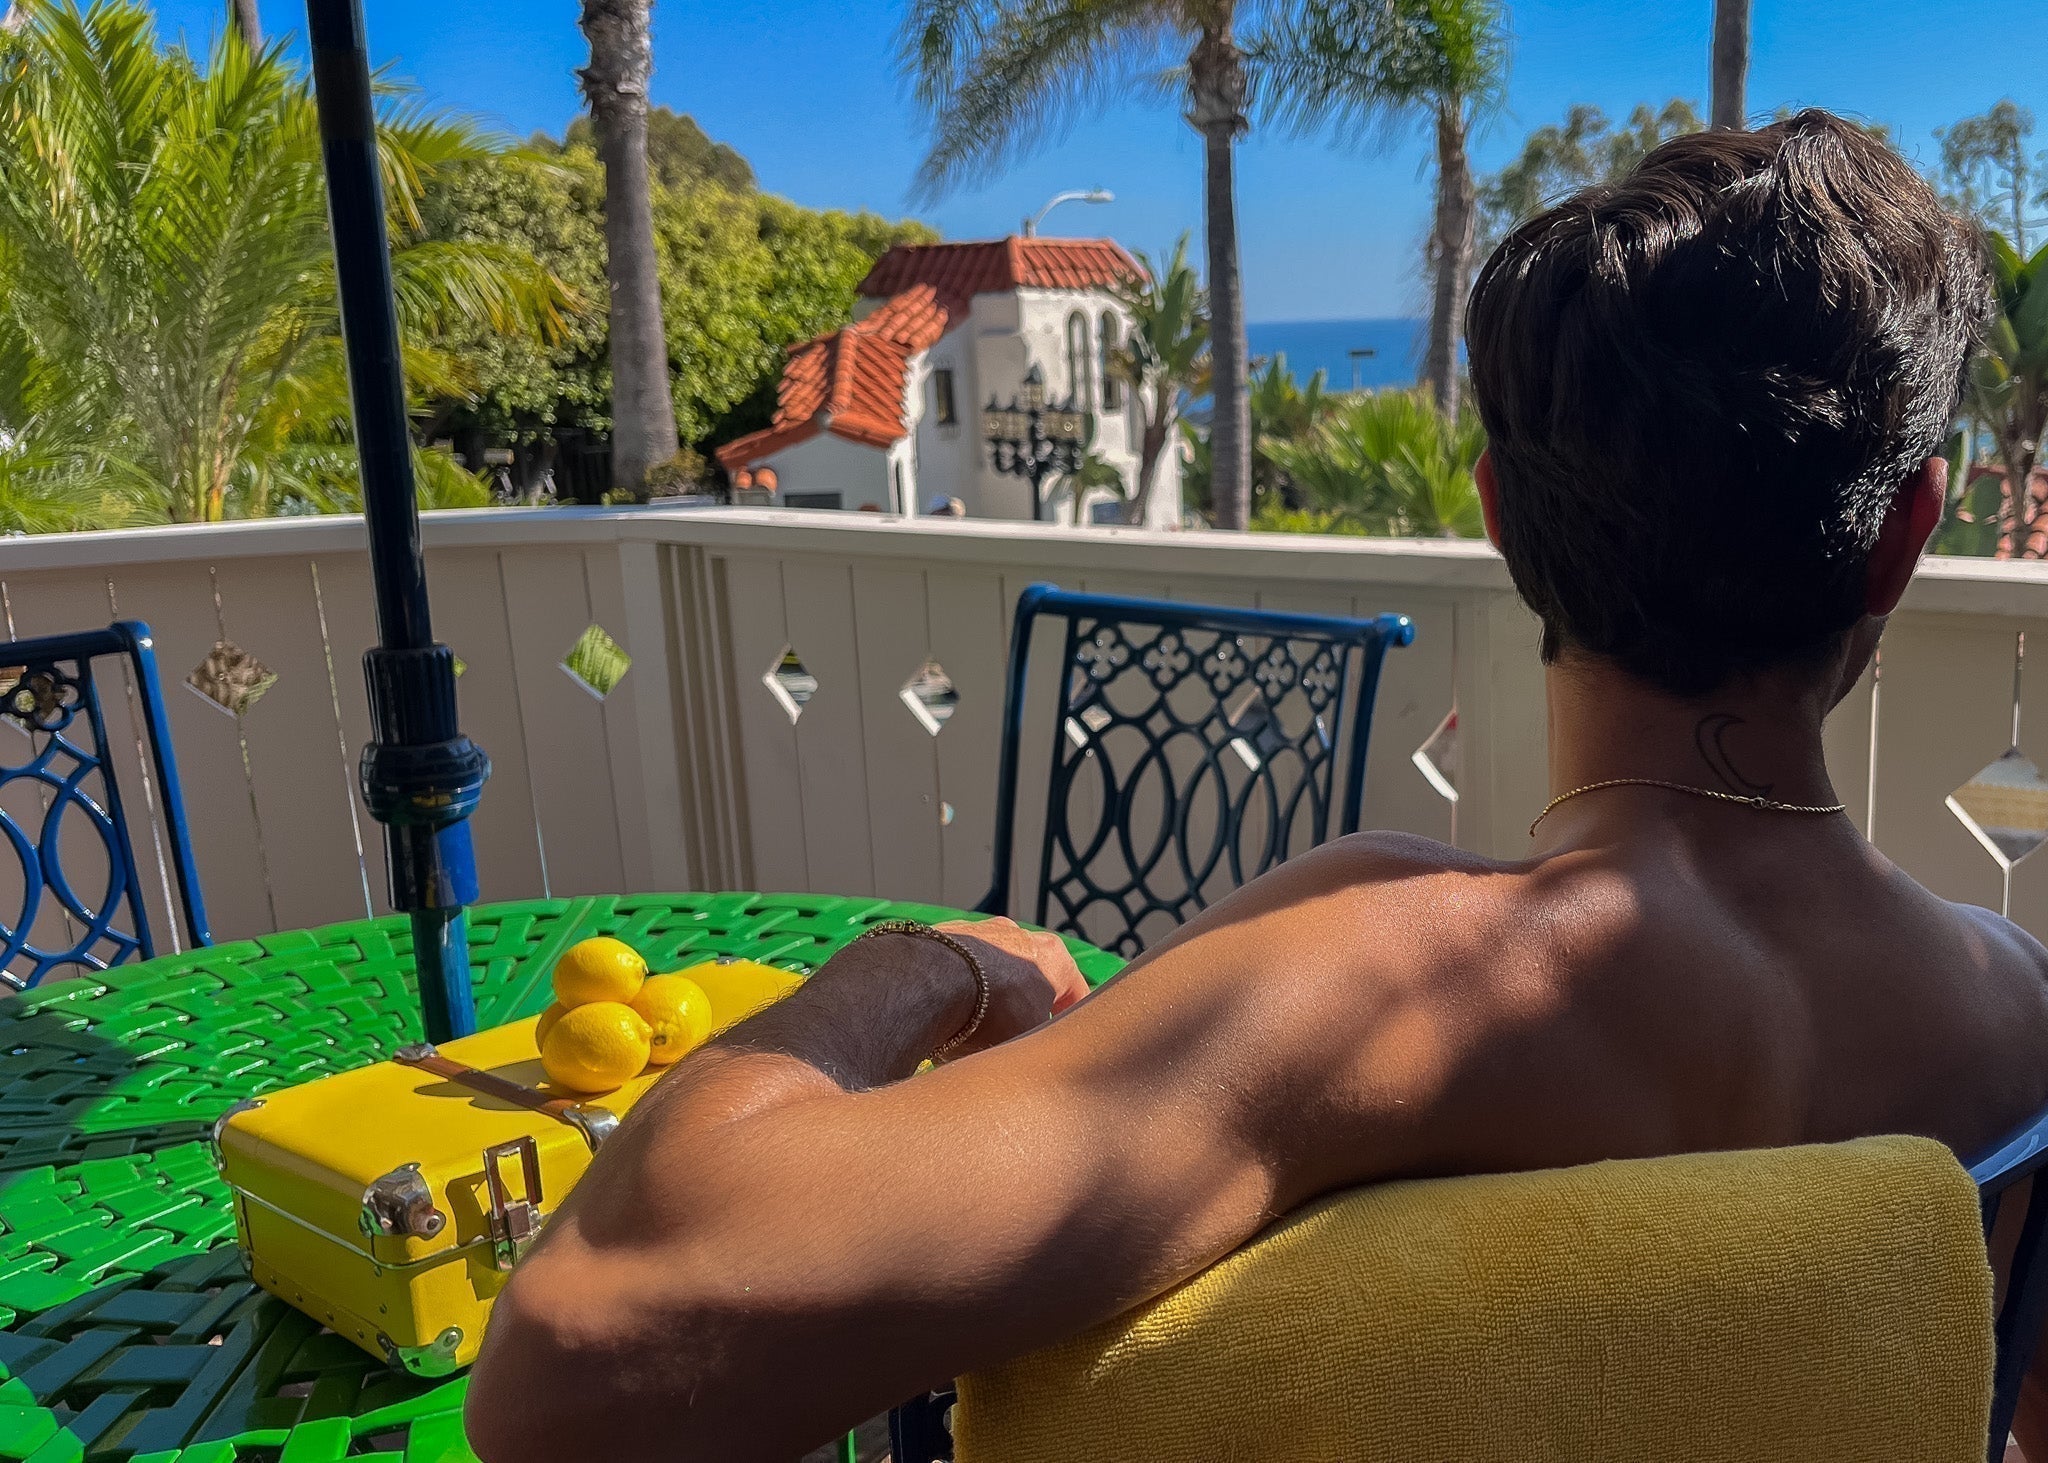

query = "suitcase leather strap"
[[392, 1045, 620, 1150]]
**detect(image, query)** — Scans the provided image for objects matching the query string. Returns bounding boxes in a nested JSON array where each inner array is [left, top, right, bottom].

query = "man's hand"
[[935, 918, 1090, 1056]]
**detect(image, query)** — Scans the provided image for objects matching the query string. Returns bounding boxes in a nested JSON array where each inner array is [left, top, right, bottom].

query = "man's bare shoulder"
[[1221, 829, 1525, 907], [1950, 896, 2048, 979], [1148, 829, 1564, 1009], [1217, 829, 1569, 938], [1104, 830, 1677, 1190]]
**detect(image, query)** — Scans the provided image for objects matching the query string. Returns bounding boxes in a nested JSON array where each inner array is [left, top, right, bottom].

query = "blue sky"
[[150, 0, 2045, 319]]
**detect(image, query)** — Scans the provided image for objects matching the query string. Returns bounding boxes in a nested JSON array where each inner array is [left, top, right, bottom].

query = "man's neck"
[[1537, 654, 1843, 847]]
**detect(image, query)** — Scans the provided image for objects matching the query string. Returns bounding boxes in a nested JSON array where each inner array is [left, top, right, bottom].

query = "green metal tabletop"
[[0, 893, 1123, 1463]]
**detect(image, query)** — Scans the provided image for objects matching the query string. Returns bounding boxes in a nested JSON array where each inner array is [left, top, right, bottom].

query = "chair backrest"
[[980, 585, 1414, 957], [1968, 1100, 2048, 1460], [0, 621, 208, 986], [893, 1114, 2048, 1463]]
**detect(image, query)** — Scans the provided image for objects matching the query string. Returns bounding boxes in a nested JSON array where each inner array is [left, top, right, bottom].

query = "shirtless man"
[[465, 111, 2048, 1463]]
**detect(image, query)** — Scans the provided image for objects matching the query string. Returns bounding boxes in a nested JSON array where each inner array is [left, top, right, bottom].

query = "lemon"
[[632, 974, 714, 1065], [674, 958, 804, 1027], [540, 1001, 652, 1093], [552, 937, 647, 1008], [533, 1002, 567, 1051]]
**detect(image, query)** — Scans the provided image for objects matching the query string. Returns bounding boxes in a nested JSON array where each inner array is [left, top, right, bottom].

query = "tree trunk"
[[580, 0, 680, 500], [230, 0, 260, 50], [1710, 0, 1750, 130], [1188, 27, 1250, 531], [1125, 398, 1172, 525], [1996, 414, 2046, 559], [1423, 103, 1476, 424]]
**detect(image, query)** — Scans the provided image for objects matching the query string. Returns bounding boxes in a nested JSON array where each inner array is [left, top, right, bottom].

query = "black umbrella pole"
[[308, 0, 488, 1043]]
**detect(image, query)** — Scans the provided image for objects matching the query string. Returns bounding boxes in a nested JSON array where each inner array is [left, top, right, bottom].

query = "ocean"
[[1245, 318, 1427, 391]]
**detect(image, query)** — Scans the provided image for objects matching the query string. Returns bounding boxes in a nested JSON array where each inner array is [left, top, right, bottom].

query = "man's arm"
[[464, 844, 1620, 1463]]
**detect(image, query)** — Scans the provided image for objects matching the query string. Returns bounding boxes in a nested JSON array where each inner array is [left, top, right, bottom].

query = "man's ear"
[[1866, 457, 1947, 616], [1476, 450, 1503, 551]]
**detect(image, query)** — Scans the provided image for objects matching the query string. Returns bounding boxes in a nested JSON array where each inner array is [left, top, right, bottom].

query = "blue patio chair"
[[891, 1102, 2048, 1462], [0, 621, 209, 987], [1970, 1101, 2048, 1459], [977, 584, 1415, 957]]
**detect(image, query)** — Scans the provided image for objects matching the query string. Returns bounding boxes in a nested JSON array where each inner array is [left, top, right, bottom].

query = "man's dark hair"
[[1466, 109, 1991, 696]]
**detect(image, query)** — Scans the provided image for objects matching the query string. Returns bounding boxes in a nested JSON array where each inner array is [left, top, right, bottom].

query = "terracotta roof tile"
[[857, 237, 1143, 313], [719, 240, 1141, 471], [716, 284, 955, 468]]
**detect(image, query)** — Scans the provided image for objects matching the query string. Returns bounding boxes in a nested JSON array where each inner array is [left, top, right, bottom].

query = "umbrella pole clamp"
[[359, 644, 491, 1042]]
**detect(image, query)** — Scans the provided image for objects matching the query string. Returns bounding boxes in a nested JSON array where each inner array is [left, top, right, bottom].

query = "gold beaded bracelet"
[[854, 918, 991, 1060]]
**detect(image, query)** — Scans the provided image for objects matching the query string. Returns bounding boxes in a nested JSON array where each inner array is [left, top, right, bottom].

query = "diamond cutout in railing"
[[1222, 682, 1290, 771], [900, 659, 960, 736], [1413, 709, 1459, 804], [1063, 703, 1113, 750], [1948, 746, 2048, 868], [187, 641, 276, 717], [764, 646, 819, 725], [561, 624, 630, 700]]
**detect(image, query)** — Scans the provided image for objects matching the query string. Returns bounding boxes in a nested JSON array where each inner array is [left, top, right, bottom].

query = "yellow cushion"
[[956, 1136, 1993, 1463]]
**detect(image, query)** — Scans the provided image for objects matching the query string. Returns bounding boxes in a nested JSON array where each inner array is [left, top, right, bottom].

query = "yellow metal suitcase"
[[212, 958, 802, 1375]]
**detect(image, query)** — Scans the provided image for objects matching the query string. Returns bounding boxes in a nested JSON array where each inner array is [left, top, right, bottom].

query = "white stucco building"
[[716, 237, 1180, 527]]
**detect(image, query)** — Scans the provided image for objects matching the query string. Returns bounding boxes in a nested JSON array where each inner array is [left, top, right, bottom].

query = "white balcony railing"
[[6, 507, 2048, 955]]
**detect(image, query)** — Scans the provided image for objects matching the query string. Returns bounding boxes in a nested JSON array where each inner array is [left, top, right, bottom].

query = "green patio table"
[[0, 893, 1123, 1463]]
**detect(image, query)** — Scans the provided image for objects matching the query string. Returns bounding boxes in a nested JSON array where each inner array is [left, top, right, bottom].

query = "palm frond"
[[0, 0, 557, 527], [900, 0, 1174, 200], [1260, 386, 1483, 536], [389, 239, 575, 343], [245, 441, 491, 516], [1250, 0, 1506, 148], [374, 90, 503, 234]]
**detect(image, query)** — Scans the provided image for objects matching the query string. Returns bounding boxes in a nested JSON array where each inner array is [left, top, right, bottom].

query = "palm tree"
[[1258, 0, 1507, 424], [1108, 234, 1209, 525], [1936, 102, 2044, 255], [0, 0, 564, 524], [1247, 352, 1332, 504], [1056, 447, 1130, 524], [230, 0, 258, 49], [1967, 233, 2048, 558], [1710, 0, 1749, 130], [1477, 99, 1702, 257], [900, 0, 1263, 528], [579, 0, 680, 499], [1261, 385, 1482, 536]]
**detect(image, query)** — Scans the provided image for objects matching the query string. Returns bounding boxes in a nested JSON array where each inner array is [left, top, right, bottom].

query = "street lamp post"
[[1023, 188, 1113, 237], [984, 365, 1090, 522]]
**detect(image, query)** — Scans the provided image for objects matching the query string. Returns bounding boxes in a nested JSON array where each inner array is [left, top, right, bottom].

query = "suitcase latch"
[[361, 1162, 446, 1241], [482, 1135, 544, 1271]]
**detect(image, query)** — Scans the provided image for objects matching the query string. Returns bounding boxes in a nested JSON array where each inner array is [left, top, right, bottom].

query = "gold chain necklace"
[[1529, 778, 1847, 837]]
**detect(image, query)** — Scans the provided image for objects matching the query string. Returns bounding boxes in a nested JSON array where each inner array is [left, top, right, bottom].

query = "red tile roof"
[[716, 286, 951, 467], [857, 237, 1143, 315], [719, 239, 1140, 470]]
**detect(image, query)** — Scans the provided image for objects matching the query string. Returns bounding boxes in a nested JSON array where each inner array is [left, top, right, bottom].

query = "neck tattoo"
[[1529, 711, 1845, 837]]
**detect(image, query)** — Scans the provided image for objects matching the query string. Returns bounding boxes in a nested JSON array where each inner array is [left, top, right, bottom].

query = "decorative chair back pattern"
[[0, 622, 209, 986], [979, 585, 1414, 956]]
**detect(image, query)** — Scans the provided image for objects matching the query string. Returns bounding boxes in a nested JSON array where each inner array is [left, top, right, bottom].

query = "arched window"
[[1064, 311, 1092, 409], [1099, 311, 1124, 410]]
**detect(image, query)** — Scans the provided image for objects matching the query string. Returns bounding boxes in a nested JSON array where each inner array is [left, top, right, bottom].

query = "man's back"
[[1298, 812, 2048, 1178]]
